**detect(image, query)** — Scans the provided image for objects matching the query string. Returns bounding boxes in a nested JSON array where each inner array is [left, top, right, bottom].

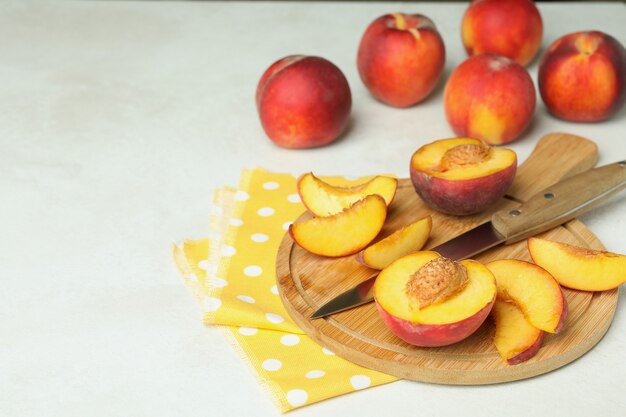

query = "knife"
[[311, 159, 626, 319]]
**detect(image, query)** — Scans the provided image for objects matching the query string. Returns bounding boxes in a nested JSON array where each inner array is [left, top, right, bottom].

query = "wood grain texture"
[[492, 161, 626, 243], [276, 133, 618, 384]]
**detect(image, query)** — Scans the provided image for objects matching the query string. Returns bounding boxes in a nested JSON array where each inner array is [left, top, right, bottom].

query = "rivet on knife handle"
[[491, 160, 626, 245]]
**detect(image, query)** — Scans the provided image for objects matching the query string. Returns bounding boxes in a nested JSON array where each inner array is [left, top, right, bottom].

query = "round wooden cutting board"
[[276, 133, 620, 384]]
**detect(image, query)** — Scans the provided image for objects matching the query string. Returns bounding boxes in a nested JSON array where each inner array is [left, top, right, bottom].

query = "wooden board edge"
[[276, 219, 620, 385]]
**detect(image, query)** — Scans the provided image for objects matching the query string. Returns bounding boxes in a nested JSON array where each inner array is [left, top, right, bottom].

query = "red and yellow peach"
[[462, 0, 543, 66], [410, 138, 517, 216], [374, 252, 497, 347], [443, 54, 536, 145], [538, 31, 626, 122], [357, 13, 445, 107], [256, 55, 352, 148]]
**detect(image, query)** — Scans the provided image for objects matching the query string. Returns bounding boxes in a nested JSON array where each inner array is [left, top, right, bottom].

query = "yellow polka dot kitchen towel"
[[173, 167, 398, 413]]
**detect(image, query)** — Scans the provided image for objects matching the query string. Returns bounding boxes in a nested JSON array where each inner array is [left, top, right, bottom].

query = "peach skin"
[[538, 31, 626, 122], [357, 13, 445, 107], [374, 252, 496, 347], [410, 138, 517, 215], [462, 0, 543, 66], [444, 54, 536, 145], [256, 55, 351, 148]]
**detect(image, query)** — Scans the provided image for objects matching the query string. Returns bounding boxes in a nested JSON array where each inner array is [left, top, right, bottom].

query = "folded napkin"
[[173, 168, 397, 413]]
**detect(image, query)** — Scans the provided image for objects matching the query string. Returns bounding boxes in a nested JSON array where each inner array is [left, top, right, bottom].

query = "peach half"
[[357, 216, 432, 270], [492, 299, 544, 365], [297, 173, 397, 216], [410, 138, 517, 215], [486, 260, 567, 334], [374, 251, 497, 347], [289, 194, 387, 257], [528, 238, 626, 291]]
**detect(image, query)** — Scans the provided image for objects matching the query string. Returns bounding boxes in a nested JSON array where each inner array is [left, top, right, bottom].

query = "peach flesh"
[[289, 194, 387, 257], [356, 216, 431, 270], [410, 138, 517, 215], [374, 253, 497, 347], [492, 300, 544, 365], [486, 259, 567, 334], [297, 173, 397, 217], [528, 237, 626, 291]]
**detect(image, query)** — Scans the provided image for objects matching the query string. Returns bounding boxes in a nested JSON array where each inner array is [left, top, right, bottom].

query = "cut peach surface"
[[411, 138, 516, 180], [289, 194, 387, 257], [410, 138, 517, 215], [528, 238, 626, 291], [297, 172, 398, 216], [374, 251, 497, 346], [486, 259, 567, 334], [357, 216, 432, 270], [492, 299, 544, 365]]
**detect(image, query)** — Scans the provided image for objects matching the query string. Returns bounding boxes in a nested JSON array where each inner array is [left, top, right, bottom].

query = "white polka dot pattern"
[[286, 389, 308, 407], [257, 207, 275, 217], [280, 334, 300, 346]]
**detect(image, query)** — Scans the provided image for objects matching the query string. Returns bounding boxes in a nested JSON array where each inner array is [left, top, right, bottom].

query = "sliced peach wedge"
[[356, 216, 432, 270], [297, 172, 397, 216], [374, 251, 497, 347], [486, 260, 567, 334], [528, 238, 626, 291], [492, 299, 544, 365], [289, 194, 387, 257]]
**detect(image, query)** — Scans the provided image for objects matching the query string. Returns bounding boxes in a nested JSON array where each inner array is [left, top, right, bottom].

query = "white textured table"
[[1, 2, 625, 416]]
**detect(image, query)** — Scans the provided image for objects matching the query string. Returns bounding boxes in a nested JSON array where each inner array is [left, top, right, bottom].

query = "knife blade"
[[311, 160, 626, 319]]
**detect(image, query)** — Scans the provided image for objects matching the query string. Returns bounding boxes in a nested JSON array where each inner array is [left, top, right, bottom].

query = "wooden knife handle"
[[491, 160, 626, 244]]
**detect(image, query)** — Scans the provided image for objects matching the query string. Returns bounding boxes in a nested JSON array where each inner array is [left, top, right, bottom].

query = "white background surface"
[[1, 1, 625, 416]]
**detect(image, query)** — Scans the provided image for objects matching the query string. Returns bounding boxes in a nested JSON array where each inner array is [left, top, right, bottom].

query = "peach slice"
[[486, 259, 567, 334], [289, 194, 387, 257], [297, 172, 397, 216], [410, 138, 517, 215], [528, 238, 626, 291], [492, 299, 544, 365], [356, 216, 432, 270], [374, 251, 497, 347]]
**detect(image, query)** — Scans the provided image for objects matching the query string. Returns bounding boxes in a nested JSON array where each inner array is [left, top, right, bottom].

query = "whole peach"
[[357, 13, 445, 107], [538, 31, 626, 122], [462, 0, 543, 66], [256, 55, 352, 148], [443, 54, 536, 145]]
